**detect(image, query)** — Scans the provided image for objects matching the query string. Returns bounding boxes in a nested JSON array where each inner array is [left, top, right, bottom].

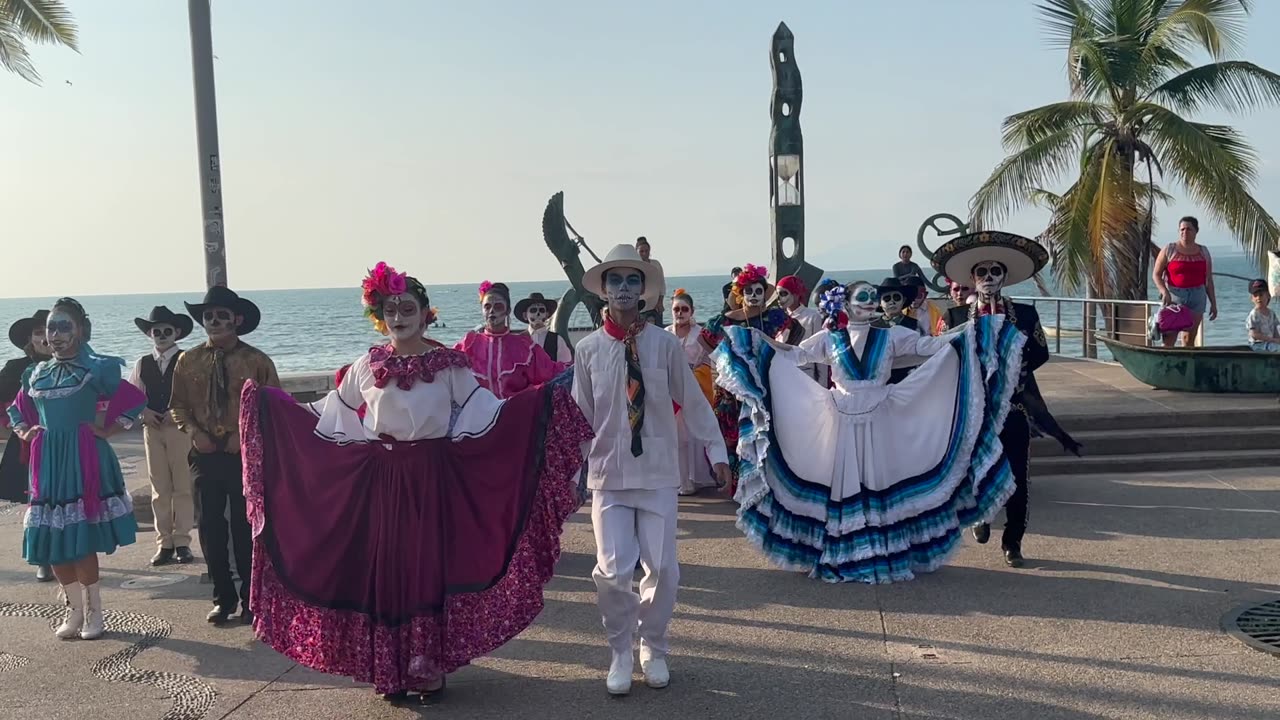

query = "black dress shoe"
[[151, 548, 175, 566], [34, 565, 54, 582], [174, 547, 194, 564], [206, 606, 235, 624], [971, 523, 991, 544], [381, 691, 409, 703], [1003, 547, 1025, 568]]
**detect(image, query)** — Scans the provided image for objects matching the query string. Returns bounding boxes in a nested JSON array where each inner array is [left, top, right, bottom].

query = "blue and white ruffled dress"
[[712, 315, 1025, 583]]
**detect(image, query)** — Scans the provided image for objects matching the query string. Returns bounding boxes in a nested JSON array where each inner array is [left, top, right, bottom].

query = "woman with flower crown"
[[454, 281, 566, 399], [238, 263, 592, 704], [711, 281, 1025, 584], [697, 264, 804, 493]]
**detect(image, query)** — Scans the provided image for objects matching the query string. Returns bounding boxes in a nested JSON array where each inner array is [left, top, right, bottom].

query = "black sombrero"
[[8, 310, 49, 350], [876, 277, 910, 298], [929, 231, 1049, 287], [184, 286, 262, 336], [514, 292, 559, 323], [134, 306, 194, 341]]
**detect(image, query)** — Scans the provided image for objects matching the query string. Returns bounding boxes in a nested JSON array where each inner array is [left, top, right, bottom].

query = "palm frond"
[[1038, 0, 1119, 100], [1000, 100, 1106, 150], [0, 17, 39, 84], [1148, 0, 1250, 60], [1143, 103, 1278, 268], [968, 127, 1082, 230], [1148, 60, 1280, 113], [0, 0, 78, 49]]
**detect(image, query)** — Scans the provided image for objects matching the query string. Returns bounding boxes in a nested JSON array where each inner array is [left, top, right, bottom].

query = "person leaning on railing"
[[1152, 216, 1217, 348]]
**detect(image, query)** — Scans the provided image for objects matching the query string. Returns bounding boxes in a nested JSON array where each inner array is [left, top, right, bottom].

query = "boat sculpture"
[[1099, 337, 1280, 393]]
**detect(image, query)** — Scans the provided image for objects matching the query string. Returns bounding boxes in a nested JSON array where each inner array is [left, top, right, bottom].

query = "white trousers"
[[144, 421, 194, 548], [591, 488, 679, 656]]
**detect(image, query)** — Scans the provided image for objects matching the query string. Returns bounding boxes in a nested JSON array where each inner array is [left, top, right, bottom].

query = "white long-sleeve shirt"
[[573, 324, 727, 491], [527, 327, 574, 364]]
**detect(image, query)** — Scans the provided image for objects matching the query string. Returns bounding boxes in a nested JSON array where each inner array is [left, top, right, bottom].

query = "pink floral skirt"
[[239, 382, 591, 694]]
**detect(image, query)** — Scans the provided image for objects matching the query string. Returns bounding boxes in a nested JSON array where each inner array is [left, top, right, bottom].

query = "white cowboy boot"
[[80, 583, 105, 640], [606, 649, 633, 696], [55, 582, 84, 640], [639, 643, 670, 689]]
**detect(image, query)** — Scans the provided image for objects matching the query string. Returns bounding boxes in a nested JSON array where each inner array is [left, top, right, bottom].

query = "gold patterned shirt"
[[170, 340, 280, 445]]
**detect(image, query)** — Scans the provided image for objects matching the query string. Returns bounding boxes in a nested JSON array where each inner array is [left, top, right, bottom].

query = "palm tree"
[[0, 0, 78, 85], [969, 0, 1280, 300]]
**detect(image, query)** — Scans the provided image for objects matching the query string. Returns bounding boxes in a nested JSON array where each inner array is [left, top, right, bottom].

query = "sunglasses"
[[151, 327, 175, 338], [974, 265, 1005, 280]]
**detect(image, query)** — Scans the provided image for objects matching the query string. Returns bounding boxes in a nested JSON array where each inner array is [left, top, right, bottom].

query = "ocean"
[[0, 255, 1265, 374]]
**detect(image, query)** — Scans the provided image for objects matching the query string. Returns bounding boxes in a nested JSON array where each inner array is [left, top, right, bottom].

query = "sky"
[[4, 0, 1280, 297]]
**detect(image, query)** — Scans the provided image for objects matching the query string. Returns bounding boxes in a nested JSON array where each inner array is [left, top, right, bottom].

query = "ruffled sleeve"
[[307, 354, 369, 443], [91, 356, 146, 428], [527, 342, 565, 386], [447, 365, 505, 440]]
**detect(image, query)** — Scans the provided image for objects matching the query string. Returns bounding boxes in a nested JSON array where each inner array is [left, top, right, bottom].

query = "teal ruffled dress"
[[6, 346, 145, 565]]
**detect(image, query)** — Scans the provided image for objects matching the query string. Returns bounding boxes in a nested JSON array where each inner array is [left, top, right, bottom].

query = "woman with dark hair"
[[1153, 216, 1217, 347], [1, 310, 55, 581], [7, 298, 145, 639], [239, 262, 590, 703], [455, 281, 564, 399]]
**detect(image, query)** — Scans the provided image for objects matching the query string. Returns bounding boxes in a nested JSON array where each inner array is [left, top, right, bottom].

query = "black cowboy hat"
[[134, 306, 194, 341], [514, 292, 559, 323], [877, 277, 910, 297], [8, 310, 49, 350], [184, 286, 262, 336]]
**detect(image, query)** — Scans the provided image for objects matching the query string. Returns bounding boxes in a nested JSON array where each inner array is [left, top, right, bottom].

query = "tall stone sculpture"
[[542, 191, 606, 339], [770, 22, 822, 292]]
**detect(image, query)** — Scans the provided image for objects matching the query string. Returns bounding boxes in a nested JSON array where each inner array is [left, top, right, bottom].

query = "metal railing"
[[1009, 295, 1201, 359]]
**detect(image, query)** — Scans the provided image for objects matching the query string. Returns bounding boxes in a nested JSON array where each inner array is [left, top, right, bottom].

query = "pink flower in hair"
[[478, 280, 494, 297], [735, 263, 768, 290]]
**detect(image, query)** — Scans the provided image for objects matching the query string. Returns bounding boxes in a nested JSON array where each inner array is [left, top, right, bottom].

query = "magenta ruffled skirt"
[[239, 381, 591, 694]]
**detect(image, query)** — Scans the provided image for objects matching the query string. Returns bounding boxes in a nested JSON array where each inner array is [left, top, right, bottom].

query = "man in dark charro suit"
[[935, 232, 1081, 568]]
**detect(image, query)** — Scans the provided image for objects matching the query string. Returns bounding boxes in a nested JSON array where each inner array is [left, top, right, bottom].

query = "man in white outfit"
[[573, 244, 730, 695]]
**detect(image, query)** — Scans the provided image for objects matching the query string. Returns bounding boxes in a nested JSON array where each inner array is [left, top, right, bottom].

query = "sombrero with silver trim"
[[582, 244, 663, 312], [929, 230, 1049, 287]]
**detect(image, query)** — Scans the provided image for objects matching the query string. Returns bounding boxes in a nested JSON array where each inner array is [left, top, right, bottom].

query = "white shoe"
[[80, 583, 104, 641], [606, 650, 633, 696], [639, 645, 670, 689], [55, 582, 84, 640]]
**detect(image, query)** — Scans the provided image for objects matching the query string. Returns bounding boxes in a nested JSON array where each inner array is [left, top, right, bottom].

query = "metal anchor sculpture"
[[769, 22, 823, 292], [542, 191, 607, 339]]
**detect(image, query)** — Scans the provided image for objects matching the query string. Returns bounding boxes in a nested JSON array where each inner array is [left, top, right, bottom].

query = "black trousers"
[[190, 450, 252, 610], [999, 408, 1031, 549]]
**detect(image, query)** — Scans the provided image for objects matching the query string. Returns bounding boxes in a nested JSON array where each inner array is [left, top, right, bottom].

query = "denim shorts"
[[1168, 285, 1208, 315], [1250, 341, 1280, 353]]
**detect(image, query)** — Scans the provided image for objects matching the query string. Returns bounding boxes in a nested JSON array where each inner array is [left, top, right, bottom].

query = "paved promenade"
[[0, 360, 1276, 719]]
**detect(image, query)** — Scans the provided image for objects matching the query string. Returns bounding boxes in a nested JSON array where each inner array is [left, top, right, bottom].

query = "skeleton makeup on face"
[[776, 288, 798, 311], [481, 292, 509, 332], [383, 294, 425, 342], [524, 303, 549, 330], [743, 282, 767, 309], [604, 268, 645, 312], [971, 261, 1007, 299], [46, 310, 80, 358], [880, 291, 905, 317], [202, 306, 240, 341], [150, 323, 179, 352], [847, 282, 880, 324], [671, 300, 693, 326], [29, 327, 50, 357]]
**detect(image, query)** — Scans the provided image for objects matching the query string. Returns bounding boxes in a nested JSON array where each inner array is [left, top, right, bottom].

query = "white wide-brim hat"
[[583, 244, 664, 312], [929, 230, 1049, 287]]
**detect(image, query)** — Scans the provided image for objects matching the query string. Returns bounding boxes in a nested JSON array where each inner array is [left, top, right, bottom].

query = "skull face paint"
[[971, 261, 1007, 299], [671, 301, 693, 326], [202, 307, 240, 341], [481, 292, 509, 332], [524, 303, 549, 330], [847, 283, 879, 324], [383, 295, 425, 342], [46, 310, 80, 358], [743, 282, 767, 309], [150, 323, 179, 352], [29, 326, 50, 357], [880, 291, 905, 318], [777, 288, 798, 311], [604, 269, 645, 312]]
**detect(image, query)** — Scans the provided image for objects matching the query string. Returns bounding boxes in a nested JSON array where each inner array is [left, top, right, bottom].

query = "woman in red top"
[[1153, 216, 1217, 347]]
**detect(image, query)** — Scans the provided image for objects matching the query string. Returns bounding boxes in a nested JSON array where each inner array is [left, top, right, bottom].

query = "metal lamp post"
[[188, 0, 227, 289], [769, 22, 822, 292]]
